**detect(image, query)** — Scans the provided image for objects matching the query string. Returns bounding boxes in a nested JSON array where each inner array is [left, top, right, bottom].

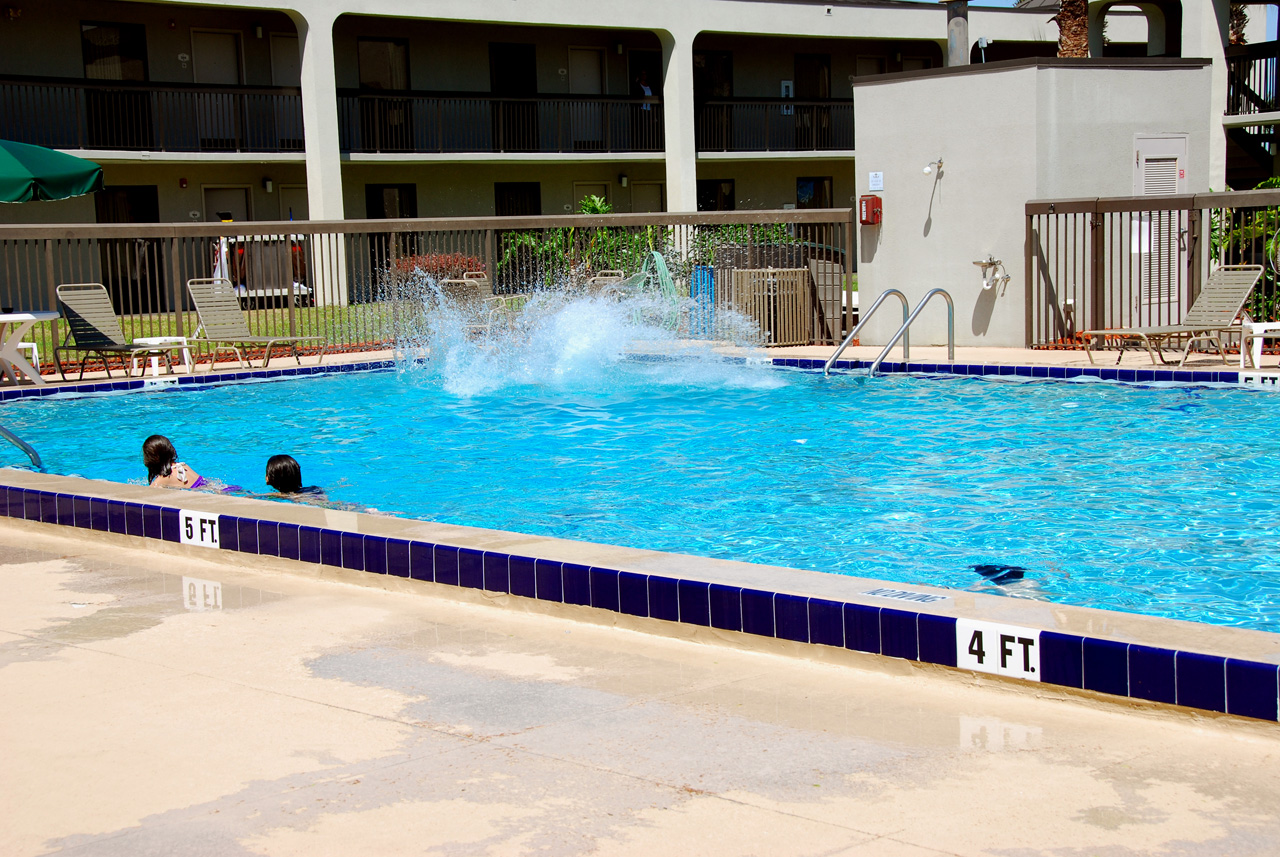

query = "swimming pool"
[[3, 354, 1280, 633]]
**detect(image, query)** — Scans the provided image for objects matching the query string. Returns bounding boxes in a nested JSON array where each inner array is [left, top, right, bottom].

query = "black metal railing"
[[696, 99, 855, 152], [1024, 189, 1280, 348], [337, 90, 664, 154], [0, 75, 304, 153], [1227, 41, 1280, 116], [0, 209, 856, 375]]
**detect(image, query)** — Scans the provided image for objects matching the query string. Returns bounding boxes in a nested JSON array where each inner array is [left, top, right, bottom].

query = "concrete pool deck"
[[5, 521, 1280, 856]]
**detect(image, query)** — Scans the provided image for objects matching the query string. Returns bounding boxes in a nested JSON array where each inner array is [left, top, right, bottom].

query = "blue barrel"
[[691, 265, 715, 338]]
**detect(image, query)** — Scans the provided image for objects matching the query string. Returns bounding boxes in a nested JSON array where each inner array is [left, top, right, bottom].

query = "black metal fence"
[[338, 92, 664, 154], [696, 100, 855, 152], [0, 76, 304, 153], [0, 209, 856, 373], [1024, 189, 1280, 348]]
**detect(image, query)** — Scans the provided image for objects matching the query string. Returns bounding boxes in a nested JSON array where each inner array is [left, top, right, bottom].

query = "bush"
[[392, 252, 484, 281]]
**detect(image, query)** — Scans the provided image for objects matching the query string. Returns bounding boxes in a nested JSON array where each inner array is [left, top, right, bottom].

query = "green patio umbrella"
[[0, 140, 103, 203]]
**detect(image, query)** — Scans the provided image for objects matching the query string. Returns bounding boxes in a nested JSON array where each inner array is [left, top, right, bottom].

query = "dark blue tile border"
[[3, 474, 1278, 723]]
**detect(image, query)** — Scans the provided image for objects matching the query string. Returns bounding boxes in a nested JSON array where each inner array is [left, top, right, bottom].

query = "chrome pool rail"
[[823, 288, 909, 376], [0, 423, 42, 470], [868, 289, 955, 377]]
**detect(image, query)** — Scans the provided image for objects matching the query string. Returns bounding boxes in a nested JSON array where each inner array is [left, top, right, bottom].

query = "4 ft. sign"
[[956, 619, 1041, 681]]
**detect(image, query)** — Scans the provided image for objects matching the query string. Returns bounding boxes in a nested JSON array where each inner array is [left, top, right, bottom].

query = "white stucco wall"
[[853, 59, 1213, 348]]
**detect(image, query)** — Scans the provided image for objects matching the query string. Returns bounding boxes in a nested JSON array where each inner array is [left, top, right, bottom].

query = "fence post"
[[484, 228, 496, 290], [1024, 211, 1033, 348], [169, 236, 183, 343], [844, 212, 855, 340], [1089, 207, 1105, 333], [1187, 207, 1203, 302], [44, 238, 57, 363]]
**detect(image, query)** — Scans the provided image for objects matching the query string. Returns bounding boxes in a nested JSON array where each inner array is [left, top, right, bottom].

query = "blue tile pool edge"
[[2, 478, 1276, 724], [0, 359, 397, 402], [783, 357, 1255, 387], [1, 356, 1271, 404]]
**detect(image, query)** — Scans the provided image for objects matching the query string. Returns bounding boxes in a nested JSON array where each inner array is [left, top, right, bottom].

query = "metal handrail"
[[823, 288, 909, 376], [0, 423, 42, 470], [867, 288, 954, 377]]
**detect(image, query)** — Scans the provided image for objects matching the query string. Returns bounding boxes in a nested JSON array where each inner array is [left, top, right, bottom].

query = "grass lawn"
[[20, 303, 404, 375]]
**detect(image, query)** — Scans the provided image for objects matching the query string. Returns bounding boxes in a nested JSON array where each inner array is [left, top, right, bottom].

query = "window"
[[358, 38, 409, 90], [81, 21, 147, 81], [796, 176, 832, 209], [495, 182, 542, 217], [697, 179, 735, 212]]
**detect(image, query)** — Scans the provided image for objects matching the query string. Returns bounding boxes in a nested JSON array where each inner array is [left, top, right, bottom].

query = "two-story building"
[[0, 0, 1269, 227]]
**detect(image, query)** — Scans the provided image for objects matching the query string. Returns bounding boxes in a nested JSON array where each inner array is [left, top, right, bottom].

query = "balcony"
[[696, 100, 855, 153], [338, 90, 664, 155], [1225, 42, 1280, 188], [1226, 41, 1280, 117], [0, 75, 304, 154]]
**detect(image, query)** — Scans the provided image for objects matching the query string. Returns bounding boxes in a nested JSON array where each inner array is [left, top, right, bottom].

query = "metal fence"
[[0, 209, 855, 373], [696, 100, 855, 152], [338, 92, 664, 154], [0, 76, 304, 153], [1024, 189, 1280, 348]]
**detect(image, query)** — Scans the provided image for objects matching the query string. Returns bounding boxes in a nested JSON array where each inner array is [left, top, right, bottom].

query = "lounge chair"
[[1081, 264, 1264, 366], [53, 283, 186, 381], [186, 277, 327, 370], [434, 277, 519, 336]]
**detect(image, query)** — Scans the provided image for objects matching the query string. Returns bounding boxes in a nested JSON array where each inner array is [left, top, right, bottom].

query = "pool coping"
[[3, 357, 1279, 723]]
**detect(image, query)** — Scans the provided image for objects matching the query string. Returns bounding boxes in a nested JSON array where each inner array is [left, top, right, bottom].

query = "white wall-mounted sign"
[[956, 619, 1041, 681], [868, 171, 884, 191], [179, 510, 221, 548]]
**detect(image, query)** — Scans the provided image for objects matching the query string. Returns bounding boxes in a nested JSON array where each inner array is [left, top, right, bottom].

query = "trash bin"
[[691, 265, 715, 338]]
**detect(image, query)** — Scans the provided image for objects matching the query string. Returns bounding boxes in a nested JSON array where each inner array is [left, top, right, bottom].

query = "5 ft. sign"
[[179, 510, 221, 548], [956, 619, 1041, 681]]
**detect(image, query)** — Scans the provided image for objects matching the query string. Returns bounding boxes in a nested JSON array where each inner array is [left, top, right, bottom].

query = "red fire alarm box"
[[859, 194, 882, 225]]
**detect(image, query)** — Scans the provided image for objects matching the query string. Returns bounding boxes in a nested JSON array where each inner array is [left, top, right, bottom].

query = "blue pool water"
[[4, 356, 1280, 632]]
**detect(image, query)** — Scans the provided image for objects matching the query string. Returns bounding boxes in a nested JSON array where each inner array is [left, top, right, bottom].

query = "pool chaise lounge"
[[186, 277, 328, 369], [53, 283, 188, 381], [1081, 264, 1264, 367]]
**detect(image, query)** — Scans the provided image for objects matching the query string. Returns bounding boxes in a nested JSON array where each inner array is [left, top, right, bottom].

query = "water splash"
[[393, 271, 773, 397]]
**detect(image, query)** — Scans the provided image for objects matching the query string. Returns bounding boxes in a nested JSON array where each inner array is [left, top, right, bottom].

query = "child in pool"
[[143, 435, 207, 489], [265, 454, 326, 498]]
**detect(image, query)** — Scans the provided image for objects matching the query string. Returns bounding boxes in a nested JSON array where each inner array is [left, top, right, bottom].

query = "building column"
[[1181, 0, 1229, 190], [290, 10, 344, 221], [659, 30, 698, 212]]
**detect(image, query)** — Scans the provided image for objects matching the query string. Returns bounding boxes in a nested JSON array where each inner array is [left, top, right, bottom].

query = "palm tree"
[[1052, 0, 1089, 58]]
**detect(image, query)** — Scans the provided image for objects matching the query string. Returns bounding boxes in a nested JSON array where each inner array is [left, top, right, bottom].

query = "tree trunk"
[[1054, 0, 1089, 58]]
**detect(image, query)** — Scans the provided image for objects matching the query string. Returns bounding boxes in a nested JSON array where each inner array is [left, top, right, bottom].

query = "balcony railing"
[[338, 90, 664, 154], [696, 99, 855, 152], [1226, 41, 1280, 116], [0, 75, 304, 153]]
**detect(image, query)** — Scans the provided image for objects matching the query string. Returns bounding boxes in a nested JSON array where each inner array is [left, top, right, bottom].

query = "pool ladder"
[[823, 288, 954, 377], [0, 422, 42, 470]]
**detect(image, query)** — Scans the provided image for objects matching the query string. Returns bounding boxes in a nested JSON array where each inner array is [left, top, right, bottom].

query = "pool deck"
[[5, 520, 1280, 856]]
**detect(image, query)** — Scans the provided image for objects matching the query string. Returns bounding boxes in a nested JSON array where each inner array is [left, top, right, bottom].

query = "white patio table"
[[0, 310, 58, 387]]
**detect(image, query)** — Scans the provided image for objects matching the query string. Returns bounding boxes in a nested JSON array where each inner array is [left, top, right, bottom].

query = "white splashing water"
[[393, 271, 777, 396]]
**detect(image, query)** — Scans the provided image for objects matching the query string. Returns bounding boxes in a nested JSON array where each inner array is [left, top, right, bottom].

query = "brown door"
[[489, 43, 538, 152], [794, 54, 831, 149], [95, 185, 165, 314], [358, 38, 412, 152], [693, 51, 732, 150], [81, 21, 153, 149]]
